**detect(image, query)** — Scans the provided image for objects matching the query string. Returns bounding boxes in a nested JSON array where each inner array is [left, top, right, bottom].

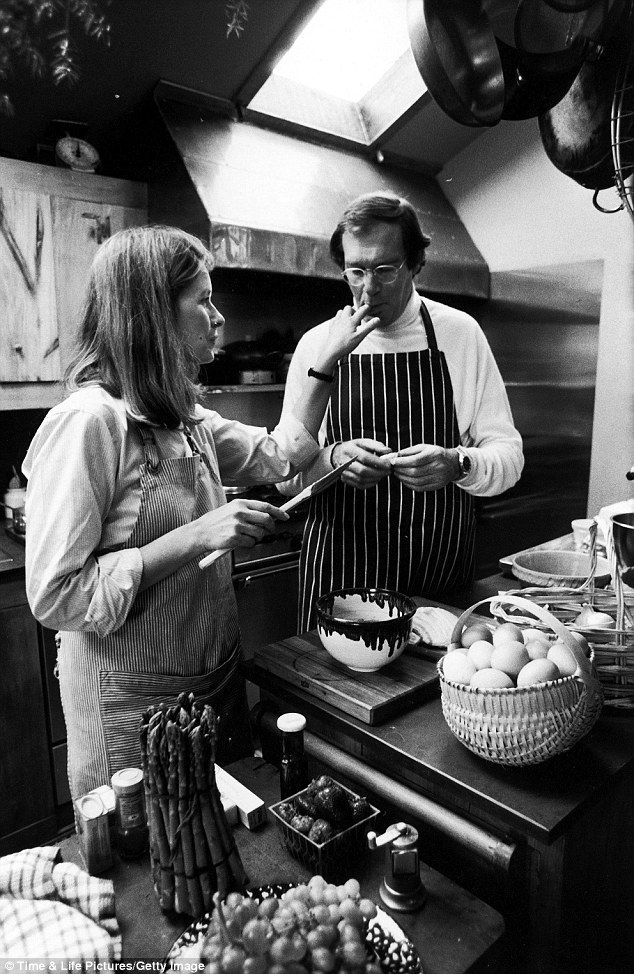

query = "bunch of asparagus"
[[140, 692, 248, 917]]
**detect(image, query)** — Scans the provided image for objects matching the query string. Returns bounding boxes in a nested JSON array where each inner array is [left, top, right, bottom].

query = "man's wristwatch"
[[455, 446, 472, 481]]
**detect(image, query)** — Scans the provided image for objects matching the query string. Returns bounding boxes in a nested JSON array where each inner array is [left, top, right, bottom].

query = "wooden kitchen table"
[[246, 579, 634, 974], [59, 757, 504, 973]]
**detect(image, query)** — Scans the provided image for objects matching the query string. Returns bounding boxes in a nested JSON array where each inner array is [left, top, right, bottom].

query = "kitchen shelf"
[[203, 384, 285, 394]]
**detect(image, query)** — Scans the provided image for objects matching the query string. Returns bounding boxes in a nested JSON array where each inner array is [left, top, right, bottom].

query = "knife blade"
[[198, 456, 356, 570]]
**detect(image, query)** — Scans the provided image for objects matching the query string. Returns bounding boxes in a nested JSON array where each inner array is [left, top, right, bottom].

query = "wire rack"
[[611, 0, 634, 220]]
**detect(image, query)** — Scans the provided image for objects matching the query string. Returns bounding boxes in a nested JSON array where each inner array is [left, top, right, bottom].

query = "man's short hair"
[[330, 191, 431, 273]]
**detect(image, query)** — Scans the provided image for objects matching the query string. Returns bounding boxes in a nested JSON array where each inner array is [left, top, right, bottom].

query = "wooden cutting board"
[[253, 631, 439, 725]]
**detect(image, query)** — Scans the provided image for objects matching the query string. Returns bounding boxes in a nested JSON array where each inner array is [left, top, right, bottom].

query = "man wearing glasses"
[[279, 191, 524, 632]]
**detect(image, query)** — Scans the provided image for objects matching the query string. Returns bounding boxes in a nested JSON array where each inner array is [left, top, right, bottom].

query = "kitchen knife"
[[199, 457, 356, 570]]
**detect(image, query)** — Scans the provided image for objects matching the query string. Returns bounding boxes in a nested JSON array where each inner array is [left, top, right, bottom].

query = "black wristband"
[[308, 367, 334, 383]]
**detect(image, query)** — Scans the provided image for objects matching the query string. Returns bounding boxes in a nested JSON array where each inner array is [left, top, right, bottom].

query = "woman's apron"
[[298, 301, 476, 632], [58, 423, 252, 801]]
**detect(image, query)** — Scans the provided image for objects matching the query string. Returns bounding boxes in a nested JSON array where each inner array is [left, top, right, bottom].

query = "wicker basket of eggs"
[[437, 595, 603, 766]]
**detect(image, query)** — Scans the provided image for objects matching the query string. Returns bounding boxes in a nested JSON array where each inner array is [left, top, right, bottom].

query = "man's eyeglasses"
[[342, 261, 405, 286]]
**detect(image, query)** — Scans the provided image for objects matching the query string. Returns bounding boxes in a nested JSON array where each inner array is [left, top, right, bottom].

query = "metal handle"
[[233, 562, 298, 586], [367, 822, 407, 850]]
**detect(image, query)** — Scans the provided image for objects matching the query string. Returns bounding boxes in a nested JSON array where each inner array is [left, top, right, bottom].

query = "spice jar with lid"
[[277, 712, 310, 799], [111, 767, 149, 859]]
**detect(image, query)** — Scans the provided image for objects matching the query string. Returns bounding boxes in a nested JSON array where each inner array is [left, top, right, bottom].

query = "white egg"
[[466, 640, 494, 670], [517, 658, 561, 687], [490, 640, 530, 678], [442, 650, 477, 685], [460, 624, 493, 648], [525, 639, 550, 661], [470, 668, 514, 689], [569, 630, 591, 656], [492, 622, 524, 647], [547, 641, 578, 677]]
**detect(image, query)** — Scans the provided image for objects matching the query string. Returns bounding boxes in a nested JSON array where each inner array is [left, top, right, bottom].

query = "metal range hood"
[[150, 82, 489, 298]]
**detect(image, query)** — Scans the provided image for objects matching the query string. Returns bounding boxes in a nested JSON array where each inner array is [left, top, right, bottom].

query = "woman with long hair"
[[23, 225, 378, 800]]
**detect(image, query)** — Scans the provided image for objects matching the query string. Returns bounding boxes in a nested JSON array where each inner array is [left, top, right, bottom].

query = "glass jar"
[[111, 767, 149, 859], [277, 712, 309, 799]]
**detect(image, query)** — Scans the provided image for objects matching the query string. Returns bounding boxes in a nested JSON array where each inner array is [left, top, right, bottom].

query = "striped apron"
[[298, 301, 476, 632], [58, 422, 252, 801]]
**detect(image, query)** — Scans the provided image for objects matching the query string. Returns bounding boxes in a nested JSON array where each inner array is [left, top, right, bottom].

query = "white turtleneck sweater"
[[277, 288, 523, 497]]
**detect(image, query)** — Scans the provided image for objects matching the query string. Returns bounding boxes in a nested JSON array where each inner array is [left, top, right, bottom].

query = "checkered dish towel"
[[0, 846, 121, 960]]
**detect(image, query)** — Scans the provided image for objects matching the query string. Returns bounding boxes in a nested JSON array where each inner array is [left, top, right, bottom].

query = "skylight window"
[[247, 0, 426, 147], [272, 0, 410, 103]]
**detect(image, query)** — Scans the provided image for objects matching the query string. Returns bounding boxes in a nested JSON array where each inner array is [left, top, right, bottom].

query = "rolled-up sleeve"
[[209, 411, 320, 485], [454, 329, 524, 497], [23, 408, 143, 636]]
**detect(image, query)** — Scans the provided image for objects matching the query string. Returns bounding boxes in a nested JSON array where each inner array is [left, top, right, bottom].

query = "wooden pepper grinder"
[[367, 822, 427, 913]]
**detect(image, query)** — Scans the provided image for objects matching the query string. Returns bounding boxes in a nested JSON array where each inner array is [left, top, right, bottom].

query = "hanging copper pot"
[[496, 37, 582, 119], [484, 0, 620, 76], [538, 4, 633, 189], [407, 0, 505, 127]]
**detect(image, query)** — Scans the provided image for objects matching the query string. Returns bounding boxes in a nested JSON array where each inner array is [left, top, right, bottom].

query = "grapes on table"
[[201, 876, 379, 973]]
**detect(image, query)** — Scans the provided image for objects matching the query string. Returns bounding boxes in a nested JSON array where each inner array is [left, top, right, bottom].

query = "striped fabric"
[[299, 302, 475, 632], [59, 422, 246, 801]]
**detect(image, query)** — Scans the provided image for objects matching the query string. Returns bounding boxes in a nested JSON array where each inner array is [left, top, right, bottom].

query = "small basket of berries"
[[269, 775, 380, 882]]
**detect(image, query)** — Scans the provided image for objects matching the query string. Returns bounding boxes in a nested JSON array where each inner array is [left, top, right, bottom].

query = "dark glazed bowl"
[[315, 588, 416, 672]]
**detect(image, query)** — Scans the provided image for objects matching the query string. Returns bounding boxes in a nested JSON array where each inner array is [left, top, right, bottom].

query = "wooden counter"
[[59, 758, 504, 974], [246, 577, 634, 974]]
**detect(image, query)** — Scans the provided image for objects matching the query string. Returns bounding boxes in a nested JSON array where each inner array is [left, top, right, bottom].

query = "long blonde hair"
[[66, 225, 214, 428]]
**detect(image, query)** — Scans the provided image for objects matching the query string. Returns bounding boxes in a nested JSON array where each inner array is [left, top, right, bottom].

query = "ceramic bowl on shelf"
[[511, 549, 611, 588], [315, 588, 416, 672]]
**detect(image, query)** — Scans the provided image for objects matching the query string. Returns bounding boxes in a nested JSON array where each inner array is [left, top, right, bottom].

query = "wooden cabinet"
[[0, 578, 57, 855], [0, 187, 59, 382], [51, 196, 148, 375], [0, 158, 147, 408]]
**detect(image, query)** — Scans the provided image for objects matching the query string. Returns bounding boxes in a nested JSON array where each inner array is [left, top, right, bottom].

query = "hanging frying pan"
[[407, 0, 505, 127], [484, 0, 621, 76], [496, 38, 583, 119], [513, 0, 596, 73], [538, 4, 633, 189]]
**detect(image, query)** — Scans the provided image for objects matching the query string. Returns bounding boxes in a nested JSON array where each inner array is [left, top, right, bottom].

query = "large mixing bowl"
[[315, 588, 416, 673], [512, 549, 611, 588]]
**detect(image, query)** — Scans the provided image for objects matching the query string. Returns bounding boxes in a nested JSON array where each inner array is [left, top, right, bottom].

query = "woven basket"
[[492, 521, 634, 711], [438, 595, 603, 766]]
